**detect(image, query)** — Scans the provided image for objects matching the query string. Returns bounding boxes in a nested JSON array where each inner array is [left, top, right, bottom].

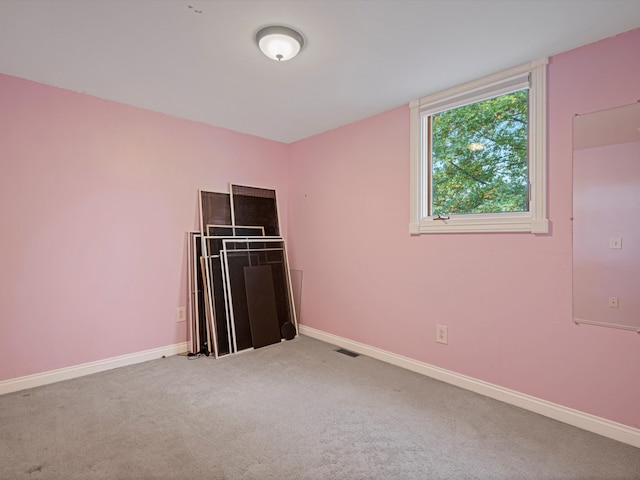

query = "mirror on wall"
[[572, 101, 640, 332]]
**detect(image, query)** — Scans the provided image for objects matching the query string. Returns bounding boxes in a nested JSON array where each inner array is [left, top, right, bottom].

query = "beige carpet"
[[0, 335, 638, 479]]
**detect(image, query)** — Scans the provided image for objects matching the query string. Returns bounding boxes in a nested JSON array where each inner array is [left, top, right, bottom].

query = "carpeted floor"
[[0, 335, 638, 479]]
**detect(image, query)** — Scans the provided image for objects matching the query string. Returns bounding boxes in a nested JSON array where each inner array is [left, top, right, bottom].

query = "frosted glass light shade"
[[256, 26, 304, 62]]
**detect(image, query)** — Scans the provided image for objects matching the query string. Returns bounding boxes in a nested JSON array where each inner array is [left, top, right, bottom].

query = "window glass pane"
[[431, 89, 529, 215]]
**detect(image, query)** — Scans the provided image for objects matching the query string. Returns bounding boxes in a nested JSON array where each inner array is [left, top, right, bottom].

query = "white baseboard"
[[299, 325, 640, 449], [0, 342, 189, 396]]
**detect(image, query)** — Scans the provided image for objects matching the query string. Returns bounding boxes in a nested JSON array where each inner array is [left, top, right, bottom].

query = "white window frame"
[[409, 58, 549, 234]]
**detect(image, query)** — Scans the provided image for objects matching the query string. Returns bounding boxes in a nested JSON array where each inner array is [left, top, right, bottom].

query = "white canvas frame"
[[221, 237, 298, 353], [187, 232, 200, 354], [200, 234, 281, 356]]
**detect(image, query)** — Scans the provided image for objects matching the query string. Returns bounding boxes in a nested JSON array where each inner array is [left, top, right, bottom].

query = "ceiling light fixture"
[[255, 25, 304, 62]]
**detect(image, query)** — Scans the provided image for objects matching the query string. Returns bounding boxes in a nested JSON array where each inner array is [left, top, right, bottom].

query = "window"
[[409, 59, 548, 234]]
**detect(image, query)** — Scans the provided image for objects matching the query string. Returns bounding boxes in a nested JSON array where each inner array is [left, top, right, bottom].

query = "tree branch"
[[447, 160, 489, 185]]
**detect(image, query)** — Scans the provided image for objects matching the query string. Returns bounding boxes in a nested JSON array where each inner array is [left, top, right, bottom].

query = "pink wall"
[[0, 73, 289, 381], [287, 28, 640, 428], [2, 27, 639, 430], [573, 141, 640, 328]]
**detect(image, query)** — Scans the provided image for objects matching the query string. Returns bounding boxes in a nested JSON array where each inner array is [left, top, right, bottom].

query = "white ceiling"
[[1, 0, 639, 144]]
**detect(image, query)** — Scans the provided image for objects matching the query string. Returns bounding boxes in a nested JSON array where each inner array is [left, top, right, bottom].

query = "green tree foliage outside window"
[[431, 90, 528, 216]]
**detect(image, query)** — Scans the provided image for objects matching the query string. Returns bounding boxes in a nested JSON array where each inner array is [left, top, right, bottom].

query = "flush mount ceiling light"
[[255, 25, 304, 62]]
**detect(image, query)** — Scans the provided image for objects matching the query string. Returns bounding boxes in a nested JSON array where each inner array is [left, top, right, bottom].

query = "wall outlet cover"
[[436, 324, 448, 344]]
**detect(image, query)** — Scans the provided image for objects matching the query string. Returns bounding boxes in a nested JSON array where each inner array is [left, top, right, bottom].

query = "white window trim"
[[409, 58, 549, 234]]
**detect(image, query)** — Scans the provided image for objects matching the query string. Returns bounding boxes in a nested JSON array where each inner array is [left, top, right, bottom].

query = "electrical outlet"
[[608, 297, 619, 309], [436, 324, 448, 344], [176, 306, 186, 322]]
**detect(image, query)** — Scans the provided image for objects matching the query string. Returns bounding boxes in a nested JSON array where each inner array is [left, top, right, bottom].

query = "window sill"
[[409, 215, 548, 234]]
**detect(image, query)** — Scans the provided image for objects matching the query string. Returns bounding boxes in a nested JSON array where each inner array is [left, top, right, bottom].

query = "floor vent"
[[335, 348, 360, 358]]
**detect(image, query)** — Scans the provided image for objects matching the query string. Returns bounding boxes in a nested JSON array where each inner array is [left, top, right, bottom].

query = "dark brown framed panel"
[[188, 232, 214, 355], [199, 191, 231, 234], [223, 251, 255, 352], [187, 232, 201, 354], [199, 257, 215, 356], [244, 265, 282, 349], [207, 225, 265, 237], [222, 238, 297, 352], [201, 235, 272, 356], [230, 184, 280, 236], [202, 251, 232, 357]]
